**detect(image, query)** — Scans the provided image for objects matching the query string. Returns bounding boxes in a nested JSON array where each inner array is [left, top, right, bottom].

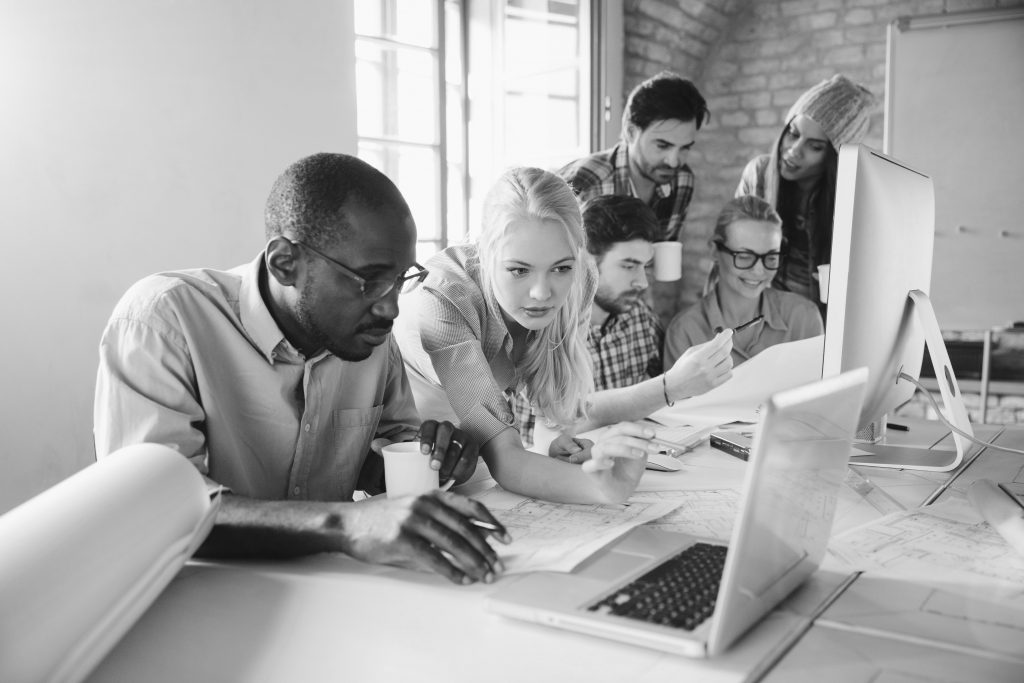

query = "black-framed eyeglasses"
[[715, 242, 784, 270], [290, 239, 428, 299]]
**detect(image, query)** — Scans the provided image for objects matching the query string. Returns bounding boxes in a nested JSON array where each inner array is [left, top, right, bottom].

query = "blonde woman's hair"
[[477, 167, 596, 431], [704, 195, 783, 295]]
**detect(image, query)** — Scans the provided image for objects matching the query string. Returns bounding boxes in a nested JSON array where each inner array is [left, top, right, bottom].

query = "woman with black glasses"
[[662, 195, 823, 368]]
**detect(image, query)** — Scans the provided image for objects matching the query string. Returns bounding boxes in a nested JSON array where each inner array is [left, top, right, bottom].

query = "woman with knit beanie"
[[736, 74, 878, 304]]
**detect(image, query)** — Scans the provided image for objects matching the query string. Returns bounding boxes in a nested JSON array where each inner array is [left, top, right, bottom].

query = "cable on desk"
[[899, 372, 1024, 456]]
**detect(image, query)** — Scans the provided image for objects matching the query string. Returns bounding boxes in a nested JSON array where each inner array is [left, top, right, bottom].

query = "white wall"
[[0, 0, 357, 513]]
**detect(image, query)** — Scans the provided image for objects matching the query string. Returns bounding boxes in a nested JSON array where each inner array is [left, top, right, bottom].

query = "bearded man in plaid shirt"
[[557, 71, 709, 325], [516, 195, 733, 447]]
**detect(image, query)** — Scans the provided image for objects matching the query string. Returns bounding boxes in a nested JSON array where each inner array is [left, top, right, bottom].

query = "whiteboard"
[[885, 9, 1024, 330]]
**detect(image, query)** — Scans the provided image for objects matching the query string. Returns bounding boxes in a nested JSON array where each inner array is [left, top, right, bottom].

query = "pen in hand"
[[715, 314, 764, 335], [471, 518, 513, 544]]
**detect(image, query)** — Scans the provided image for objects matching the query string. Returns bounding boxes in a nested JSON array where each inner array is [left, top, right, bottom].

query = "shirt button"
[[304, 424, 311, 432], [293, 486, 301, 495]]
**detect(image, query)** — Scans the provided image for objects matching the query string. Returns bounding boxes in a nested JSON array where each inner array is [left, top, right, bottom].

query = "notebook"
[[486, 367, 868, 657]]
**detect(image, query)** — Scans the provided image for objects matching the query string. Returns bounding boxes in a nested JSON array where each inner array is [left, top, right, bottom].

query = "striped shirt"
[[515, 300, 664, 446], [558, 143, 695, 242]]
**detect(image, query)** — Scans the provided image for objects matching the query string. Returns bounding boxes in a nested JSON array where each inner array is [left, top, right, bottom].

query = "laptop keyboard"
[[586, 542, 728, 631]]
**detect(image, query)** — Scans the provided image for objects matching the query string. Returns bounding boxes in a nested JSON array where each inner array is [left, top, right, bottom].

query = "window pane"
[[358, 140, 441, 242], [354, 0, 437, 49], [504, 94, 581, 167], [356, 41, 439, 144]]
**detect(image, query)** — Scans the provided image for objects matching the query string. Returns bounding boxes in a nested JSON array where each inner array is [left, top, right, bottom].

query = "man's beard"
[[594, 287, 641, 316]]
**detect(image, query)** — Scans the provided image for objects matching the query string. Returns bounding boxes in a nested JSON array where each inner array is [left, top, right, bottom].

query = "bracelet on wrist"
[[662, 373, 675, 407]]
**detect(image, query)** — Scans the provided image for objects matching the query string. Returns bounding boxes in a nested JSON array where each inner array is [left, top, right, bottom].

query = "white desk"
[[87, 422, 1024, 682]]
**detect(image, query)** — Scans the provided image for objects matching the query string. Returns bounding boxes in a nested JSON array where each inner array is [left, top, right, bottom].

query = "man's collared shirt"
[[514, 300, 663, 447], [558, 143, 695, 243], [94, 254, 419, 501], [663, 287, 823, 369]]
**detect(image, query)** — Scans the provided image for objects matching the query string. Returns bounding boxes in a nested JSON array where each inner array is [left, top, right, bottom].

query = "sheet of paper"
[[649, 335, 825, 426], [471, 487, 680, 573], [632, 488, 740, 542], [826, 497, 1024, 587]]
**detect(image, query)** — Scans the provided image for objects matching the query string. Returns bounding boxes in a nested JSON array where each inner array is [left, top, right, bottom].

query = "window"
[[355, 0, 597, 255]]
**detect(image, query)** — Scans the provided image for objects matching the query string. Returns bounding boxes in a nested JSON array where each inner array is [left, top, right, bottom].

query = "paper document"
[[827, 497, 1024, 587], [0, 444, 219, 683], [649, 335, 825, 426], [471, 486, 680, 573], [633, 489, 740, 542]]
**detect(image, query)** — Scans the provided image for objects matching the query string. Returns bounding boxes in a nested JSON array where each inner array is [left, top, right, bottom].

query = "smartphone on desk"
[[710, 431, 753, 461]]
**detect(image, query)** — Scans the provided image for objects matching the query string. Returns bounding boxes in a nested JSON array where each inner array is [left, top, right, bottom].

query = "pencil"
[[470, 519, 502, 532]]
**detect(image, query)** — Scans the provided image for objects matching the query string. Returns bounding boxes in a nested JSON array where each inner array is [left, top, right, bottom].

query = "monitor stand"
[[848, 289, 978, 472]]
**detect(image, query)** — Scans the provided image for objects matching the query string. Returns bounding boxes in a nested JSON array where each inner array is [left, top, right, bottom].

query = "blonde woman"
[[664, 195, 822, 368], [394, 167, 659, 504]]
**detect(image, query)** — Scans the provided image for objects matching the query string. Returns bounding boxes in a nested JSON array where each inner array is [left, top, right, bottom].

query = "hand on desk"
[[664, 329, 733, 401], [345, 490, 510, 585]]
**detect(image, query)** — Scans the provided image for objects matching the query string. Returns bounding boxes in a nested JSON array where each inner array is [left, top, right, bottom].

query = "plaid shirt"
[[515, 301, 663, 446], [558, 143, 695, 242]]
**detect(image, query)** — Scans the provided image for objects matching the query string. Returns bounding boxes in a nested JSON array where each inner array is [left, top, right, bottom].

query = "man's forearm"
[[196, 494, 353, 559]]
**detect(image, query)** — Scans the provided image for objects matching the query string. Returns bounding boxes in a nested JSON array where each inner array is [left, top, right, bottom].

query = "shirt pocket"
[[329, 405, 385, 497], [332, 405, 384, 459]]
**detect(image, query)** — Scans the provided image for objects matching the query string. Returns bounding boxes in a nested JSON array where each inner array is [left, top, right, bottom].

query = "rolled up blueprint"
[[0, 444, 220, 683], [968, 478, 1024, 557]]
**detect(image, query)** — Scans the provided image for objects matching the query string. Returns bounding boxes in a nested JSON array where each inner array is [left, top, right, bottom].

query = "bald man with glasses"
[[94, 153, 509, 585]]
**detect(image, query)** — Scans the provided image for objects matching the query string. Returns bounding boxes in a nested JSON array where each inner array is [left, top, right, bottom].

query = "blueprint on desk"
[[471, 486, 680, 574], [827, 497, 1024, 587]]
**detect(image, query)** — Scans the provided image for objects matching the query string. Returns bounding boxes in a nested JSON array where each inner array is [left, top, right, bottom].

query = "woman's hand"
[[581, 421, 659, 503], [665, 328, 734, 401]]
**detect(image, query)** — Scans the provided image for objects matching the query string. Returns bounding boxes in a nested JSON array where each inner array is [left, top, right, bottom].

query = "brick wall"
[[624, 0, 1024, 312]]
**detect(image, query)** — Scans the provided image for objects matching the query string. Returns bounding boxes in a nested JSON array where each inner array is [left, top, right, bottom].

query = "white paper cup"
[[382, 441, 438, 498], [653, 241, 682, 281], [817, 264, 830, 304]]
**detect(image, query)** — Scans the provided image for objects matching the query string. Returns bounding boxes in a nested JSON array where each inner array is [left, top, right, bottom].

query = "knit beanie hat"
[[786, 74, 878, 150]]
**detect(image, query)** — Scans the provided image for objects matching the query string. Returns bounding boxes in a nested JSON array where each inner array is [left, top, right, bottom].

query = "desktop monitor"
[[821, 144, 975, 470]]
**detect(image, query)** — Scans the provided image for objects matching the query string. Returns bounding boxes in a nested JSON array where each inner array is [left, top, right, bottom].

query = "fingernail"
[[420, 443, 431, 454], [461, 575, 474, 586], [430, 459, 441, 470], [483, 571, 495, 584]]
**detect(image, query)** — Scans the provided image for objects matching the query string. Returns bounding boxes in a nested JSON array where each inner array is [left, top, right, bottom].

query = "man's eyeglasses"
[[290, 239, 428, 299], [715, 242, 784, 271]]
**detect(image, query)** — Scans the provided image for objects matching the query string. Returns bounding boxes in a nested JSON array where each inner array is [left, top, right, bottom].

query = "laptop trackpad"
[[576, 550, 652, 582], [575, 528, 694, 582]]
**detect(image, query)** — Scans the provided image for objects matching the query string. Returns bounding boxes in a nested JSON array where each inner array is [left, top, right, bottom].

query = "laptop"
[[486, 368, 868, 657]]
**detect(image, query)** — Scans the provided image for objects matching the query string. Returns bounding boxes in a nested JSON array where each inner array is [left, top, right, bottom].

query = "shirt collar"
[[759, 289, 790, 333], [706, 288, 790, 333], [239, 252, 289, 363]]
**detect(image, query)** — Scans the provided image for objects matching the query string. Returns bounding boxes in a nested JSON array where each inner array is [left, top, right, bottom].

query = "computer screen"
[[822, 144, 974, 470]]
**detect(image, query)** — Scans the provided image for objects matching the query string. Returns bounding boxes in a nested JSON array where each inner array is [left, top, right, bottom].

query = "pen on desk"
[[886, 422, 909, 432]]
